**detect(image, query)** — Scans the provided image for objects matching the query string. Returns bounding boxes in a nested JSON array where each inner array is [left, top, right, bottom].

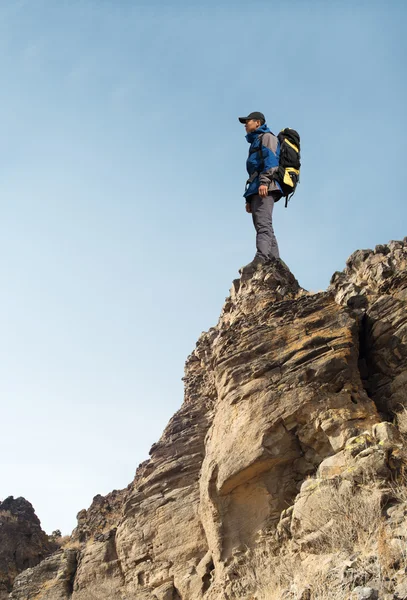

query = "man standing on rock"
[[238, 111, 282, 275]]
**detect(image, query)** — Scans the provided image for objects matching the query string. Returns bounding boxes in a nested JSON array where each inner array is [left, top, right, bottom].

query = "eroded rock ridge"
[[7, 238, 407, 599]]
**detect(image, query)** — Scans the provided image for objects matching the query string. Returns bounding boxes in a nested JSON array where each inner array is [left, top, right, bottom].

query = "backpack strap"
[[285, 191, 295, 208], [249, 135, 265, 161], [257, 134, 265, 173], [258, 133, 282, 194]]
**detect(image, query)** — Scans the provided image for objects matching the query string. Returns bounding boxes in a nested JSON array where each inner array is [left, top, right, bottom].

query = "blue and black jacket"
[[244, 123, 282, 199]]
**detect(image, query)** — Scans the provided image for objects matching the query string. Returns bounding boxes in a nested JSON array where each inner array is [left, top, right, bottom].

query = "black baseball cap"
[[238, 111, 265, 124]]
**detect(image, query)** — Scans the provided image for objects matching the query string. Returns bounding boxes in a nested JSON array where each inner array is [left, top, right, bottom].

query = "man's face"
[[244, 119, 262, 133]]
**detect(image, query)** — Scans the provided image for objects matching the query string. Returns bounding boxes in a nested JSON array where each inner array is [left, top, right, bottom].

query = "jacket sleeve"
[[258, 133, 279, 187]]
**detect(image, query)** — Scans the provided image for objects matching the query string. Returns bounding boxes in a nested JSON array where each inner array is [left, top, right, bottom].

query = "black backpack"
[[275, 128, 301, 207], [257, 128, 301, 207]]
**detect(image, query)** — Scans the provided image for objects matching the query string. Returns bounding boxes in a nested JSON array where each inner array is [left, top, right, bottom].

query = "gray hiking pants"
[[250, 192, 280, 261]]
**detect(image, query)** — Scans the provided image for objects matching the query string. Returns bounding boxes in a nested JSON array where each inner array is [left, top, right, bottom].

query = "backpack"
[[275, 128, 301, 207], [258, 128, 301, 207]]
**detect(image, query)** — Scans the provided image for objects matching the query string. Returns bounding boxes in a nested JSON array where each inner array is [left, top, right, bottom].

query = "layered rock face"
[[331, 241, 407, 415], [8, 238, 407, 600], [0, 497, 57, 600]]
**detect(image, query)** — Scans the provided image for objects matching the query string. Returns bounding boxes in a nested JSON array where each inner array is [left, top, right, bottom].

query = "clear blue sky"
[[1, 0, 406, 535]]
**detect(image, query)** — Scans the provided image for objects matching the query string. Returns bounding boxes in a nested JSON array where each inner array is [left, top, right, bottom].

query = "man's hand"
[[258, 184, 268, 197], [245, 202, 252, 213]]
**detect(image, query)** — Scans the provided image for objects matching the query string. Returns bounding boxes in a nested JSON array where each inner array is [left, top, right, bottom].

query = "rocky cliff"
[[7, 238, 407, 600], [0, 497, 57, 600]]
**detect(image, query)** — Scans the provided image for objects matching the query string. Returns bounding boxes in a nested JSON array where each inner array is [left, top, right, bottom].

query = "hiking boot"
[[239, 257, 265, 275]]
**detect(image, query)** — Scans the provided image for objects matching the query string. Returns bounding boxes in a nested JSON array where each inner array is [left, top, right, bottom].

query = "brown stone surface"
[[329, 239, 407, 414], [0, 496, 57, 599], [10, 550, 77, 600], [7, 238, 407, 600], [71, 488, 129, 544]]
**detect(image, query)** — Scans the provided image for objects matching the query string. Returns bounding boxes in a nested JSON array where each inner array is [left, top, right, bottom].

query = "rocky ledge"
[[6, 238, 407, 600], [0, 497, 57, 600]]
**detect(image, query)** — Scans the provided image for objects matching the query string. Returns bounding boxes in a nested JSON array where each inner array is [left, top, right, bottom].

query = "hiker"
[[238, 111, 282, 275]]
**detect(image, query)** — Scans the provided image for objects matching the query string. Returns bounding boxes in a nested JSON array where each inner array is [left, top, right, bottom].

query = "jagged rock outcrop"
[[330, 241, 407, 416], [10, 550, 77, 600], [71, 488, 129, 544], [68, 488, 130, 598], [7, 238, 407, 600], [0, 497, 57, 599]]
